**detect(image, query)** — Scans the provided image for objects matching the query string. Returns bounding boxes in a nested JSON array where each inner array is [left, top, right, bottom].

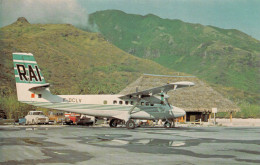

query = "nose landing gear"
[[164, 119, 175, 128], [164, 121, 171, 128]]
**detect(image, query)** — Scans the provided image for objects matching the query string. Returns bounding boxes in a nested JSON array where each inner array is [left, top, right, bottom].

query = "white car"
[[25, 111, 49, 125]]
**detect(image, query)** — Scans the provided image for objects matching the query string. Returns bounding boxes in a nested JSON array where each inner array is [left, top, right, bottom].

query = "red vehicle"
[[64, 113, 80, 125]]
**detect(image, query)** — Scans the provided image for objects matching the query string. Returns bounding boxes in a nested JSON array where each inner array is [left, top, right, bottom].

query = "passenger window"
[[130, 101, 134, 105], [146, 102, 149, 106], [125, 101, 129, 105], [119, 101, 123, 105], [113, 100, 117, 104], [103, 100, 107, 104], [141, 102, 144, 106], [151, 103, 154, 106], [38, 94, 42, 98]]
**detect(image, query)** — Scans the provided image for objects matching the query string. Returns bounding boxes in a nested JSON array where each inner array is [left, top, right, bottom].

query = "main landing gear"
[[109, 119, 135, 129]]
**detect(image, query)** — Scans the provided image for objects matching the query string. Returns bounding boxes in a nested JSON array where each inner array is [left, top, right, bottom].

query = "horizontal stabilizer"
[[28, 83, 50, 91]]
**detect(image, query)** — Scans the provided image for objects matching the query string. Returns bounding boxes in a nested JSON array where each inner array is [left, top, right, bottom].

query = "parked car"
[[64, 113, 81, 125], [18, 118, 26, 125], [48, 111, 67, 124], [77, 116, 94, 126], [25, 111, 49, 125]]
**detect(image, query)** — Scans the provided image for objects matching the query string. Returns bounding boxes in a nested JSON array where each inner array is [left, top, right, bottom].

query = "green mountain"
[[89, 10, 260, 117], [0, 17, 177, 119], [89, 10, 260, 94]]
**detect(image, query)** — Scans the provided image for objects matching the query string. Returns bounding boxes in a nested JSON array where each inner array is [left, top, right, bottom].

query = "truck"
[[25, 111, 49, 125]]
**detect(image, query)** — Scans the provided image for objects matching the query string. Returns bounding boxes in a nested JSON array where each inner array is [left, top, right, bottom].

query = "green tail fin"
[[13, 53, 46, 84]]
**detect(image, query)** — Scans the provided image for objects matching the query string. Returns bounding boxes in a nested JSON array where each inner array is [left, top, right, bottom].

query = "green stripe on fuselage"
[[25, 101, 134, 111], [22, 101, 160, 113]]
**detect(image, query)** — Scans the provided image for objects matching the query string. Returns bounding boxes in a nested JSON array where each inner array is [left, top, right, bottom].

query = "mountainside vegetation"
[[0, 17, 177, 119], [89, 10, 260, 117], [0, 14, 259, 120]]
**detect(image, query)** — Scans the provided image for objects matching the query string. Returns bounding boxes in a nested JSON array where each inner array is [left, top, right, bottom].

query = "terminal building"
[[120, 74, 239, 123]]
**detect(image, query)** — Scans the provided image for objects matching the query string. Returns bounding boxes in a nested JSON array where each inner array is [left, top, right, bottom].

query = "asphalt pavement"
[[0, 125, 259, 165]]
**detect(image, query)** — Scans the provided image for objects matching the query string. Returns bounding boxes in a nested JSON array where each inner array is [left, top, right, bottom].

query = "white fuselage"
[[13, 53, 189, 124], [23, 93, 185, 120]]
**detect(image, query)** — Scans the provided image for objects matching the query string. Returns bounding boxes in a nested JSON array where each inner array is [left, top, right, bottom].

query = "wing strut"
[[128, 98, 141, 115]]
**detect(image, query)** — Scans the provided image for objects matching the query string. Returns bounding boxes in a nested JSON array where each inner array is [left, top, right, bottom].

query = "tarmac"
[[0, 125, 260, 165]]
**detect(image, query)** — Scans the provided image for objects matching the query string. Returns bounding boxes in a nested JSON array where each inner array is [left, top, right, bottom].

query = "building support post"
[[208, 112, 211, 123], [214, 113, 216, 125]]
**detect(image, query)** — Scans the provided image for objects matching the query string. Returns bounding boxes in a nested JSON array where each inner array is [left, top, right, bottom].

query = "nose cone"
[[171, 106, 186, 117], [179, 108, 186, 117]]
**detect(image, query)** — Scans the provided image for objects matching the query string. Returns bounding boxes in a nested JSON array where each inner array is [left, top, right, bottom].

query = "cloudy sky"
[[1, 0, 259, 40]]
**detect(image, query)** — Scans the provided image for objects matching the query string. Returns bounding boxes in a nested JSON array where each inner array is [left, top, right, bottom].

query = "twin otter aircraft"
[[13, 52, 194, 129]]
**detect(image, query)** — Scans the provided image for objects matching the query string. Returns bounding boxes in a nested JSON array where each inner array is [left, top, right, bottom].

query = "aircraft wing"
[[120, 81, 194, 99]]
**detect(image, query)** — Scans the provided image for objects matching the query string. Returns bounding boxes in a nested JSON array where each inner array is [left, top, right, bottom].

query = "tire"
[[164, 121, 171, 128], [109, 119, 118, 128], [126, 120, 135, 129]]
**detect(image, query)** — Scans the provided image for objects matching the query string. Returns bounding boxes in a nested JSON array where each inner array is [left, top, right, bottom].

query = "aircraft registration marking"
[[63, 98, 82, 103]]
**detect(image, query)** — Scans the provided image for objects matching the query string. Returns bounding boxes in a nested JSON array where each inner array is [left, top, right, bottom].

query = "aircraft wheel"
[[126, 120, 135, 129], [109, 119, 118, 127], [164, 121, 171, 128]]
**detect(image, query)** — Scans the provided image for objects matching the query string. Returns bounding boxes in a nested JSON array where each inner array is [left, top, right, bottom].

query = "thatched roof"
[[120, 75, 240, 112]]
